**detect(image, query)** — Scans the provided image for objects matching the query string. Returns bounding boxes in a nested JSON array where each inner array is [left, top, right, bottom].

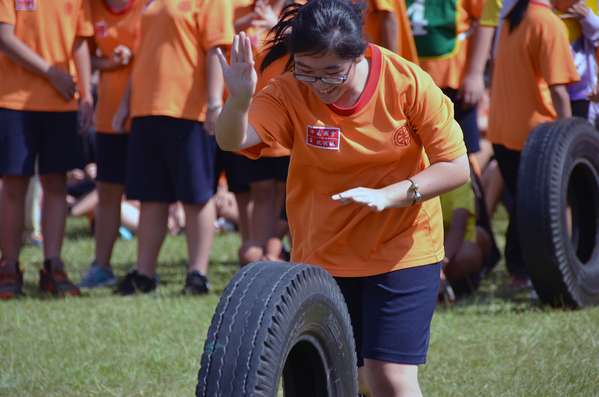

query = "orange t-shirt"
[[244, 45, 466, 277], [129, 0, 234, 122], [417, 0, 485, 90], [363, 0, 419, 64], [0, 0, 94, 112], [90, 0, 146, 133], [487, 2, 580, 151]]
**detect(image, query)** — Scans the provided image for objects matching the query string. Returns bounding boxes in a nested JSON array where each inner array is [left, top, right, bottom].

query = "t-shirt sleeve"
[[199, 0, 235, 50], [464, 0, 485, 20], [408, 66, 467, 163], [77, 0, 94, 37], [371, 0, 395, 12], [480, 0, 502, 27], [0, 0, 16, 25], [243, 79, 295, 158], [539, 19, 580, 86]]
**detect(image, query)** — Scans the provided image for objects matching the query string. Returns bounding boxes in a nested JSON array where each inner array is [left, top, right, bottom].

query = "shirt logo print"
[[306, 125, 340, 150], [15, 0, 36, 11], [64, 1, 73, 15], [94, 22, 108, 37], [178, 1, 191, 12], [392, 125, 411, 147]]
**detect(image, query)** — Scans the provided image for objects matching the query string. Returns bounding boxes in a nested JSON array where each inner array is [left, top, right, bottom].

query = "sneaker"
[[0, 259, 24, 299], [508, 271, 530, 290], [39, 259, 81, 297], [113, 270, 156, 296], [79, 261, 119, 289], [182, 271, 210, 295]]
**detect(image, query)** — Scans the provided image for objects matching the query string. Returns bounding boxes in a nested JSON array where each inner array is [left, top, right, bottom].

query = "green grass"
[[2, 207, 599, 396]]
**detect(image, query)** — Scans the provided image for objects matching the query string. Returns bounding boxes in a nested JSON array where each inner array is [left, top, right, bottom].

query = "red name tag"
[[306, 126, 340, 150], [15, 0, 36, 11], [94, 22, 108, 37]]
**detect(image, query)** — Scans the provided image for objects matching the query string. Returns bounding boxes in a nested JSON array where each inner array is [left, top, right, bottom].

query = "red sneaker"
[[0, 259, 24, 299], [39, 259, 81, 297]]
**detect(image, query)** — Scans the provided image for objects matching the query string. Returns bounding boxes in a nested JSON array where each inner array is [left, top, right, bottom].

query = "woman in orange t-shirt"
[[215, 0, 469, 394], [487, 0, 579, 287], [111, 0, 235, 296], [76, 0, 148, 290], [0, 0, 94, 298]]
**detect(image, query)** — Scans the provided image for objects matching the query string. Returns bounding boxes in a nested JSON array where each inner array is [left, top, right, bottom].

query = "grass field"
[[1, 207, 598, 396]]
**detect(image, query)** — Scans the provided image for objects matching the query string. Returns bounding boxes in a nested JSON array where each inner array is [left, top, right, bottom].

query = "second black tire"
[[196, 261, 358, 397], [517, 117, 599, 308]]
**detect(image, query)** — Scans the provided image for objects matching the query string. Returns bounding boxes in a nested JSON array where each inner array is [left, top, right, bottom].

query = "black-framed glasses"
[[293, 62, 354, 85]]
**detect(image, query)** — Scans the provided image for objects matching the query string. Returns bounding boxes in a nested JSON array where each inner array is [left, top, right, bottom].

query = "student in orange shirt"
[[406, 0, 486, 155], [111, 0, 234, 295], [487, 0, 579, 288], [0, 0, 94, 299], [215, 1, 469, 395], [77, 0, 147, 289], [363, 0, 419, 64], [229, 0, 292, 266]]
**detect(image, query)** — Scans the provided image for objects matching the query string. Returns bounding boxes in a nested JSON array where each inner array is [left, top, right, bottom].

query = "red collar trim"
[[529, 1, 552, 10], [102, 0, 136, 15], [327, 44, 381, 117]]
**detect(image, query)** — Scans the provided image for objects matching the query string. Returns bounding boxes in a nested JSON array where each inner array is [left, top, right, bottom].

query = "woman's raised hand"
[[216, 32, 257, 104]]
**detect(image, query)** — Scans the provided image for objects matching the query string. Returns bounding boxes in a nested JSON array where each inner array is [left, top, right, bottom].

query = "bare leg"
[[445, 241, 483, 282], [249, 179, 279, 246], [0, 175, 30, 261], [39, 173, 68, 261], [184, 199, 216, 275], [95, 182, 125, 269], [364, 359, 422, 397], [136, 201, 169, 278]]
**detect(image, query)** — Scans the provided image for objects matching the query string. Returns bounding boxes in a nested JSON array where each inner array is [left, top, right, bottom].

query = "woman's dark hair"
[[260, 0, 369, 73], [505, 0, 530, 32]]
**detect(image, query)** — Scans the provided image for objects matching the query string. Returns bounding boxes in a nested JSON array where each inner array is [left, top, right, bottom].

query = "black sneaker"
[[182, 271, 210, 295], [113, 270, 156, 296]]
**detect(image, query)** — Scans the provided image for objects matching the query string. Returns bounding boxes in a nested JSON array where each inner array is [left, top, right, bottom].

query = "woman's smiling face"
[[293, 51, 361, 105]]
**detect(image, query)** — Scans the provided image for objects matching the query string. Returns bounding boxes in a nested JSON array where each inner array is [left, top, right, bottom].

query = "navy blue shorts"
[[95, 132, 129, 185], [334, 262, 441, 367], [213, 147, 249, 194], [236, 155, 290, 185], [0, 108, 84, 175], [442, 88, 481, 154], [125, 116, 217, 204]]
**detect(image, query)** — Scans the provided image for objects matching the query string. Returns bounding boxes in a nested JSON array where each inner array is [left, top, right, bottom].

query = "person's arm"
[[378, 10, 398, 53], [91, 44, 132, 71], [549, 84, 572, 118], [332, 153, 470, 211], [0, 22, 76, 100], [72, 36, 93, 134], [215, 32, 263, 150], [204, 45, 228, 136], [456, 24, 494, 109], [112, 78, 132, 133], [569, 1, 599, 43]]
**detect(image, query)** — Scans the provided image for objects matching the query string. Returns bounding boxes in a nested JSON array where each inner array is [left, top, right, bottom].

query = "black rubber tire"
[[196, 261, 358, 397], [517, 117, 599, 308]]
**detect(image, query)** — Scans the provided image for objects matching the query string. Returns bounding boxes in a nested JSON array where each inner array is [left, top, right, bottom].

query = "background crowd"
[[0, 0, 597, 300]]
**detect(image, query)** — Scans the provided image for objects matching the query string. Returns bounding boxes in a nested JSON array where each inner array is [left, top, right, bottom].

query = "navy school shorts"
[[334, 262, 441, 367], [442, 88, 481, 154], [125, 116, 217, 204], [0, 108, 84, 175], [95, 132, 129, 185], [213, 147, 250, 194], [236, 155, 290, 185]]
